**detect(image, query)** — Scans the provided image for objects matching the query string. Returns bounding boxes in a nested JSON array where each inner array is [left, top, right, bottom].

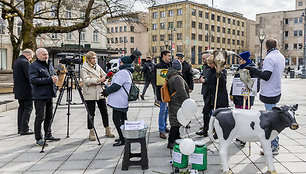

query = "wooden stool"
[[122, 137, 149, 170]]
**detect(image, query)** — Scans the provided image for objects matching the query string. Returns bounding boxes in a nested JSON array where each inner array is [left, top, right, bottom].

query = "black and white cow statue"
[[208, 104, 299, 174]]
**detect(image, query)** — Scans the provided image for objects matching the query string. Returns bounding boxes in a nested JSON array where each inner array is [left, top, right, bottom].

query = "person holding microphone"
[[81, 51, 115, 141]]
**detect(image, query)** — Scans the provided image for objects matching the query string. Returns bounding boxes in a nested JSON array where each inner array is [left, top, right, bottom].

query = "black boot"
[[113, 139, 125, 146], [195, 130, 208, 137]]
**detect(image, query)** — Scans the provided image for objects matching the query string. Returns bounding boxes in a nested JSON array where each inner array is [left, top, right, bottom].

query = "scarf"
[[266, 48, 278, 55]]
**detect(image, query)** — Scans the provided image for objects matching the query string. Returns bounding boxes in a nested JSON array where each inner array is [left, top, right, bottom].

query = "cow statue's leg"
[[261, 140, 277, 174], [219, 140, 232, 173]]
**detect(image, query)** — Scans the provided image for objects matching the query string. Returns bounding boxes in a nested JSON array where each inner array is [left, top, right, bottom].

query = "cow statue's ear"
[[292, 104, 298, 111], [272, 107, 282, 113]]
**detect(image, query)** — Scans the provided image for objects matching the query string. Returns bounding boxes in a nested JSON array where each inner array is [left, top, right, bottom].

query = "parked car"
[[230, 64, 239, 71], [295, 68, 302, 77]]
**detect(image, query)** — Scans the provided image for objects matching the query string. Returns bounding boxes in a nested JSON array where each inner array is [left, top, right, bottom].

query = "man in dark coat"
[[13, 49, 35, 135], [29, 48, 60, 146], [140, 56, 156, 100], [175, 53, 194, 92], [196, 53, 211, 136], [167, 60, 189, 149], [197, 56, 229, 137], [153, 50, 171, 139]]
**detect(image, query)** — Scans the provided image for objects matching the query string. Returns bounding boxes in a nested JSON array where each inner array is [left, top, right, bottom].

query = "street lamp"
[[168, 27, 176, 60], [301, 9, 306, 79], [258, 32, 266, 70], [164, 40, 169, 51]]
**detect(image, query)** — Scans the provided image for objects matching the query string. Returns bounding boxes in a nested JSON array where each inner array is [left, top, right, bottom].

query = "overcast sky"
[[133, 0, 296, 20]]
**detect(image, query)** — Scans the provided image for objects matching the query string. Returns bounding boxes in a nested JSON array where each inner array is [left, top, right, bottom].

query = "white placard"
[[232, 78, 257, 96], [124, 120, 144, 130], [172, 151, 182, 164], [189, 153, 203, 165]]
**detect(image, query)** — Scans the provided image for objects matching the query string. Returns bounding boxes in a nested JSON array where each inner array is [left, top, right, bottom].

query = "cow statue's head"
[[205, 50, 240, 77], [272, 104, 299, 130]]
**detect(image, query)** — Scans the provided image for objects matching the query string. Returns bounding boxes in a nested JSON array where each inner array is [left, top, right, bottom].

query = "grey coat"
[[167, 68, 190, 127]]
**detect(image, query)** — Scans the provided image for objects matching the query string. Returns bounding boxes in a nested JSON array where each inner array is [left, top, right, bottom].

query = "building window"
[[242, 22, 244, 27], [232, 39, 235, 45], [152, 24, 157, 30], [211, 36, 214, 42], [51, 5, 57, 17], [177, 33, 182, 40], [152, 35, 157, 41], [228, 18, 231, 24], [237, 30, 240, 36], [232, 29, 235, 35], [111, 38, 114, 43], [93, 30, 98, 42], [294, 44, 297, 49], [284, 31, 289, 37], [153, 12, 157, 19], [160, 23, 165, 29], [177, 45, 183, 52], [199, 34, 202, 41], [130, 26, 134, 32], [205, 35, 208, 42], [66, 10, 72, 18], [285, 18, 289, 24], [160, 11, 165, 18], [67, 32, 72, 40], [299, 17, 303, 23], [115, 27, 118, 32], [120, 37, 123, 43], [80, 30, 86, 41], [223, 17, 226, 23], [222, 38, 225, 43], [17, 22, 22, 36], [205, 12, 209, 19], [205, 24, 209, 30], [237, 40, 240, 45], [222, 27, 225, 33], [199, 11, 203, 17], [217, 15, 220, 22], [211, 14, 215, 20], [160, 46, 164, 51], [177, 21, 183, 28], [199, 22, 202, 29], [192, 21, 196, 28], [233, 19, 236, 25], [211, 25, 215, 31], [237, 21, 240, 26], [294, 18, 298, 23], [294, 30, 298, 36], [192, 9, 196, 16], [241, 31, 244, 36], [191, 33, 196, 40], [227, 38, 230, 44], [284, 44, 288, 50], [227, 28, 230, 34], [152, 46, 157, 53], [177, 8, 183, 16], [217, 26, 220, 32], [160, 34, 165, 41], [119, 26, 122, 32], [0, 49, 6, 70], [130, 37, 134, 43], [241, 41, 244, 46], [299, 30, 303, 36], [169, 10, 174, 17], [217, 37, 220, 43], [130, 48, 134, 54], [115, 37, 118, 43], [299, 1, 303, 6], [124, 26, 127, 32], [124, 36, 127, 43], [168, 22, 173, 29]]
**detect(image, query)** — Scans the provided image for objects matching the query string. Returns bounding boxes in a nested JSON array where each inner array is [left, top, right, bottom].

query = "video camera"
[[57, 53, 83, 66]]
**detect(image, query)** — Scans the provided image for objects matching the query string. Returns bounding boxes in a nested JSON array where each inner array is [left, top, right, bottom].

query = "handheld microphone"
[[105, 71, 113, 79]]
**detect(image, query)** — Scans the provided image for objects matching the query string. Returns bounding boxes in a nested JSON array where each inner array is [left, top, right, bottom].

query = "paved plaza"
[[0, 73, 306, 174]]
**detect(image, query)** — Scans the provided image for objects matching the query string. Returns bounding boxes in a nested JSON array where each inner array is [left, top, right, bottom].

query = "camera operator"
[[29, 48, 60, 146], [81, 51, 115, 141]]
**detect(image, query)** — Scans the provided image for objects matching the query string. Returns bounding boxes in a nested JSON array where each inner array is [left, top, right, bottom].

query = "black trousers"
[[202, 96, 213, 132], [34, 99, 53, 141], [168, 126, 180, 144], [142, 77, 156, 96], [112, 109, 127, 141], [85, 99, 109, 129], [17, 99, 33, 133]]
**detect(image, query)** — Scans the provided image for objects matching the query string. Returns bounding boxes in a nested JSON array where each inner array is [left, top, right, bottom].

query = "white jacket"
[[81, 62, 106, 100]]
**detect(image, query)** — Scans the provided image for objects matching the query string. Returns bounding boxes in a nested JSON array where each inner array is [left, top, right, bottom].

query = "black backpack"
[[122, 72, 139, 101]]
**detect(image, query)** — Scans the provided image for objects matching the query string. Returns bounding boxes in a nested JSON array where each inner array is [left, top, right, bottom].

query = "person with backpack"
[[166, 60, 190, 149], [102, 50, 141, 146], [140, 56, 156, 100], [153, 50, 171, 139]]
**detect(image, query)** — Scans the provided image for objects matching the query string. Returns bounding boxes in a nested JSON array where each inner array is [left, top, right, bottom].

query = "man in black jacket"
[[140, 56, 156, 100], [29, 48, 60, 146], [13, 49, 35, 135], [153, 50, 171, 139], [175, 53, 194, 92]]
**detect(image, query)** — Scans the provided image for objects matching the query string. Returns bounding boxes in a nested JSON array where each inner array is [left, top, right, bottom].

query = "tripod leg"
[[40, 75, 68, 153], [72, 75, 101, 145]]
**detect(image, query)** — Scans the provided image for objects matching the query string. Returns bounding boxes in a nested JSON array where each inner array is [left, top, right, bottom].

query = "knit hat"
[[176, 52, 184, 58], [239, 51, 252, 64], [172, 59, 182, 71], [121, 56, 135, 64]]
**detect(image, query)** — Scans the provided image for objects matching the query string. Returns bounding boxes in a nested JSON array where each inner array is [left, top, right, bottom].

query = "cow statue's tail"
[[208, 115, 217, 143]]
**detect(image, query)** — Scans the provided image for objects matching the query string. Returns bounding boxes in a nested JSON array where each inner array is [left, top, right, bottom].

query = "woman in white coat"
[[81, 51, 114, 140]]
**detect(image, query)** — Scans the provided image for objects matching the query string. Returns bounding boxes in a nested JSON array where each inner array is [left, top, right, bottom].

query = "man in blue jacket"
[[29, 48, 60, 146]]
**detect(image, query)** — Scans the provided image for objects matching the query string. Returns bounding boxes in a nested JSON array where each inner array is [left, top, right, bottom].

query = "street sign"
[[172, 43, 175, 50]]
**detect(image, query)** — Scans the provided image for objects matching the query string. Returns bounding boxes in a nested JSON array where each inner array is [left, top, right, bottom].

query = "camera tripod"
[[41, 66, 101, 153]]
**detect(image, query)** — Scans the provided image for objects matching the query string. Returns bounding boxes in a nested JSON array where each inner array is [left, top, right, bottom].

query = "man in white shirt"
[[245, 38, 285, 155]]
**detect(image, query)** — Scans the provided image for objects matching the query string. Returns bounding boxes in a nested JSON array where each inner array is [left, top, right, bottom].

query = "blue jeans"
[[159, 101, 168, 132], [265, 103, 279, 149]]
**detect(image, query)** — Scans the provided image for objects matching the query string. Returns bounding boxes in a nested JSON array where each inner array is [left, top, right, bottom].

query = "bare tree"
[[0, 0, 155, 64]]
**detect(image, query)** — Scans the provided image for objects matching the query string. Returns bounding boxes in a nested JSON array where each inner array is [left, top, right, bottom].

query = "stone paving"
[[0, 72, 306, 174]]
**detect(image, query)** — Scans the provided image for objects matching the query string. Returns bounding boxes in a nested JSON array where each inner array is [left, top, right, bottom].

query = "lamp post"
[[258, 32, 266, 70], [302, 9, 306, 79], [205, 30, 212, 50], [168, 27, 176, 60]]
